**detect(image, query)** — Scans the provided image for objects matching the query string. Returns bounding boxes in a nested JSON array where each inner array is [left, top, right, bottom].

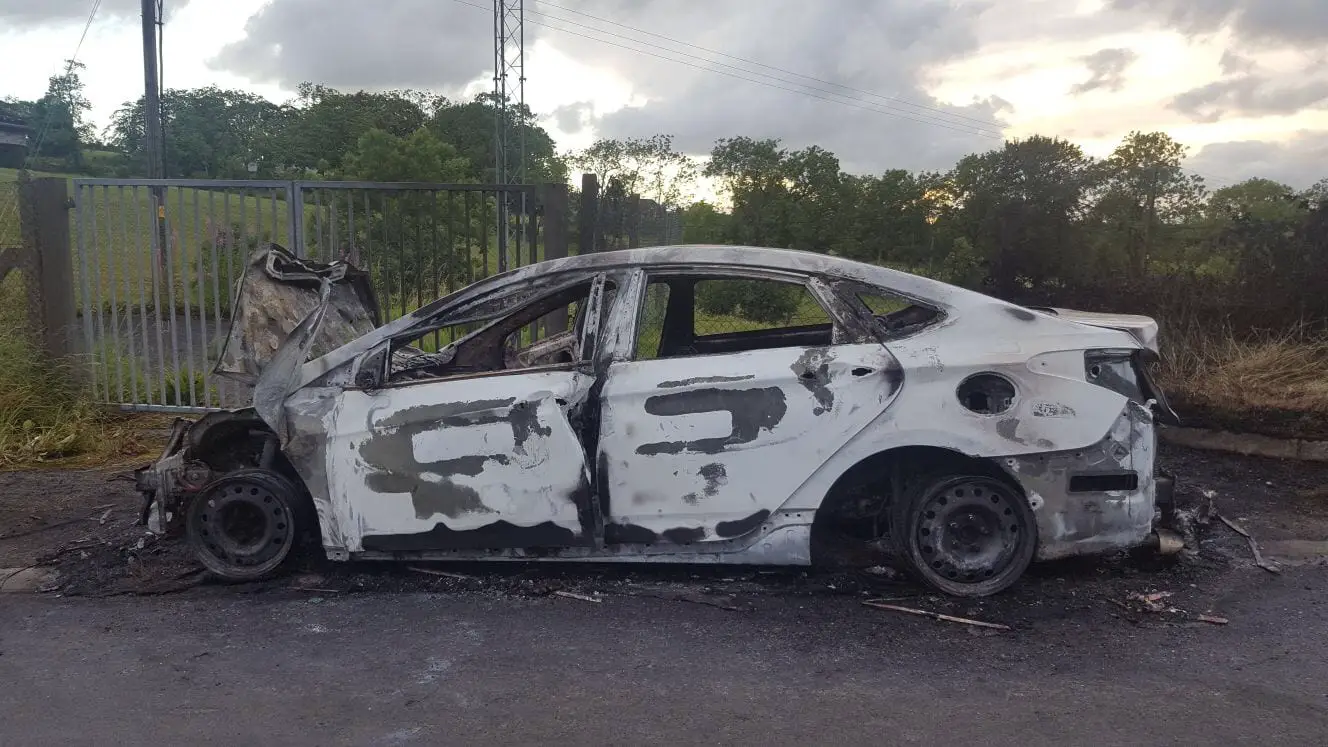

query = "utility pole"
[[141, 0, 167, 267], [493, 0, 525, 272]]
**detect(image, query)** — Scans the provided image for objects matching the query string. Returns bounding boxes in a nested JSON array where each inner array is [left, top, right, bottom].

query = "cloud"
[[0, 0, 190, 25], [1218, 50, 1256, 76], [1108, 0, 1328, 48], [552, 0, 1006, 174], [1070, 48, 1137, 95], [1189, 132, 1328, 189], [1172, 75, 1328, 122], [211, 0, 508, 91], [210, 0, 1007, 174], [551, 101, 594, 134]]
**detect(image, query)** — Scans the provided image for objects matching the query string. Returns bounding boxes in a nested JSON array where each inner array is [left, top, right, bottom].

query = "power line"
[[519, 3, 1004, 137], [25, 0, 103, 162], [448, 0, 1003, 140], [535, 0, 1007, 133], [528, 0, 1243, 188], [453, 0, 1244, 188], [0, 0, 102, 235]]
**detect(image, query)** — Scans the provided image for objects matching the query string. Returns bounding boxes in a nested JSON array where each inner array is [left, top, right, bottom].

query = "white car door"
[[319, 274, 611, 553], [596, 271, 902, 545]]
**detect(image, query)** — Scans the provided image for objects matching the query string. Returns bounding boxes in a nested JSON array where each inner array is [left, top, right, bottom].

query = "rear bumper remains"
[[1004, 403, 1161, 561]]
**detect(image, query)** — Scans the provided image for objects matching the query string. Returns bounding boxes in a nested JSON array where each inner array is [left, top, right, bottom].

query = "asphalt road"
[[3, 562, 1327, 746]]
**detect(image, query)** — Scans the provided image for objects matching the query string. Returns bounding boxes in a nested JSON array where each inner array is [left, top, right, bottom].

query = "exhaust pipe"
[[1146, 528, 1185, 555]]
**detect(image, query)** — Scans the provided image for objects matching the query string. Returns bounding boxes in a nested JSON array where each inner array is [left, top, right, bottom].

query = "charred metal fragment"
[[216, 245, 379, 386], [715, 509, 771, 538], [637, 387, 788, 456]]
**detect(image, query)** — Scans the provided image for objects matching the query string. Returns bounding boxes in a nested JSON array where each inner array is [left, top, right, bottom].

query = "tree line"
[[4, 64, 1327, 329]]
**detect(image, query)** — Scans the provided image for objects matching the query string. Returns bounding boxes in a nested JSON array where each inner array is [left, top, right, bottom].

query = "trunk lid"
[[1029, 307, 1159, 354]]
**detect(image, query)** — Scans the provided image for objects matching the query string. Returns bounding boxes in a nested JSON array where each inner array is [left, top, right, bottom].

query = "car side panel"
[[597, 343, 902, 543], [315, 370, 594, 553]]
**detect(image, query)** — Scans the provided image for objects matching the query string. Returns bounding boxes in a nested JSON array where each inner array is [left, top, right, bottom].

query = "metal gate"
[[71, 178, 550, 412]]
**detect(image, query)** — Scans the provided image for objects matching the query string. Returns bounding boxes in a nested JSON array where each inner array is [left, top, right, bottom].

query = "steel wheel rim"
[[915, 479, 1022, 584], [195, 481, 291, 569]]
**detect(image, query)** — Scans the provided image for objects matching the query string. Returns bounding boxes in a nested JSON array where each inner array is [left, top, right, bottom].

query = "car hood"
[[214, 245, 381, 386], [1029, 307, 1159, 354]]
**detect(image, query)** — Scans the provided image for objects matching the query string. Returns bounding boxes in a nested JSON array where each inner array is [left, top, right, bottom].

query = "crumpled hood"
[[214, 245, 381, 386]]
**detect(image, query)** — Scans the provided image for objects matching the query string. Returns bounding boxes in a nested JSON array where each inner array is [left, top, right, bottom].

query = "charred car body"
[[136, 245, 1178, 596]]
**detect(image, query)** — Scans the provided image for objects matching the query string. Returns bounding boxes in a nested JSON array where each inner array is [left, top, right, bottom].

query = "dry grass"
[[1158, 319, 1328, 439], [0, 275, 162, 469]]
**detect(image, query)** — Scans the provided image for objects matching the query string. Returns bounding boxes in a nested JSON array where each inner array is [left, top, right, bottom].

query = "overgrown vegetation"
[[0, 277, 151, 467], [1158, 321, 1328, 441]]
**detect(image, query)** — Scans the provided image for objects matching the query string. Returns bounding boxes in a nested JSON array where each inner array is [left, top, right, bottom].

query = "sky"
[[2, 0, 1327, 190]]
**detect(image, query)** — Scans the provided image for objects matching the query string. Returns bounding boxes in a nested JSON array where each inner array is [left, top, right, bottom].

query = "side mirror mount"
[[351, 341, 390, 390]]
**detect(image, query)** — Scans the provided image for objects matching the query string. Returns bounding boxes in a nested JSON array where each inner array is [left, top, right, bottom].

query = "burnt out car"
[[136, 245, 1178, 596]]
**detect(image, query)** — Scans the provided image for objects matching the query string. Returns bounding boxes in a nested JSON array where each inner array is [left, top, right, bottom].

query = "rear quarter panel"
[[779, 304, 1145, 512]]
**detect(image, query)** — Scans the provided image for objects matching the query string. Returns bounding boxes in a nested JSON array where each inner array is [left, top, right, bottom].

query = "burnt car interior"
[[388, 277, 616, 383]]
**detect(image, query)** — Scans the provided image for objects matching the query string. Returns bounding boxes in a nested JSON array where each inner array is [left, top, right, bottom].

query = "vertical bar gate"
[[71, 178, 545, 413]]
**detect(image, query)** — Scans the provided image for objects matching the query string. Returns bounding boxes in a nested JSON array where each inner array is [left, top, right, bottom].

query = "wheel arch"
[[182, 409, 316, 523], [810, 444, 1026, 546]]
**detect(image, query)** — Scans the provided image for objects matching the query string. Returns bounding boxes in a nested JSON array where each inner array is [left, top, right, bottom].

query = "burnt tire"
[[186, 469, 301, 582], [896, 474, 1036, 597]]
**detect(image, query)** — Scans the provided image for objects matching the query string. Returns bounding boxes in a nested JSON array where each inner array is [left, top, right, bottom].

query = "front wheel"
[[896, 475, 1037, 597], [185, 469, 303, 581]]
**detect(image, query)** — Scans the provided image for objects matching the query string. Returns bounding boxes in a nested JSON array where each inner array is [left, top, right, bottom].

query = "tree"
[[1094, 131, 1206, 279], [680, 201, 731, 244], [568, 134, 698, 207], [23, 60, 92, 167], [1303, 178, 1328, 207], [430, 93, 566, 184], [274, 83, 443, 174], [341, 127, 471, 183], [705, 137, 853, 252], [948, 136, 1099, 291], [336, 127, 476, 288], [108, 87, 288, 178], [1207, 178, 1302, 224]]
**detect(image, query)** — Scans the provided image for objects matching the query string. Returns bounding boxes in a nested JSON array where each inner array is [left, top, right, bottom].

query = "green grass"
[[0, 274, 160, 467]]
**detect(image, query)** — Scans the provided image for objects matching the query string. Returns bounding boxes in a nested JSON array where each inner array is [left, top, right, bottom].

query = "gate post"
[[17, 176, 76, 361], [539, 182, 570, 335], [288, 181, 304, 256], [626, 193, 641, 249], [578, 173, 599, 255]]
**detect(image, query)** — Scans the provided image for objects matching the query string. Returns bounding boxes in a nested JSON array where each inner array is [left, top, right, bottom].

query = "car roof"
[[477, 245, 978, 310]]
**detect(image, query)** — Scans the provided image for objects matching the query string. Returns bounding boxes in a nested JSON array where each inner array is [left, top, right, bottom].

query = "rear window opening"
[[854, 290, 941, 339]]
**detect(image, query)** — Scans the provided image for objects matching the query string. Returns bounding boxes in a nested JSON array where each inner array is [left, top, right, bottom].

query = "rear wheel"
[[896, 475, 1036, 597], [186, 469, 302, 581]]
